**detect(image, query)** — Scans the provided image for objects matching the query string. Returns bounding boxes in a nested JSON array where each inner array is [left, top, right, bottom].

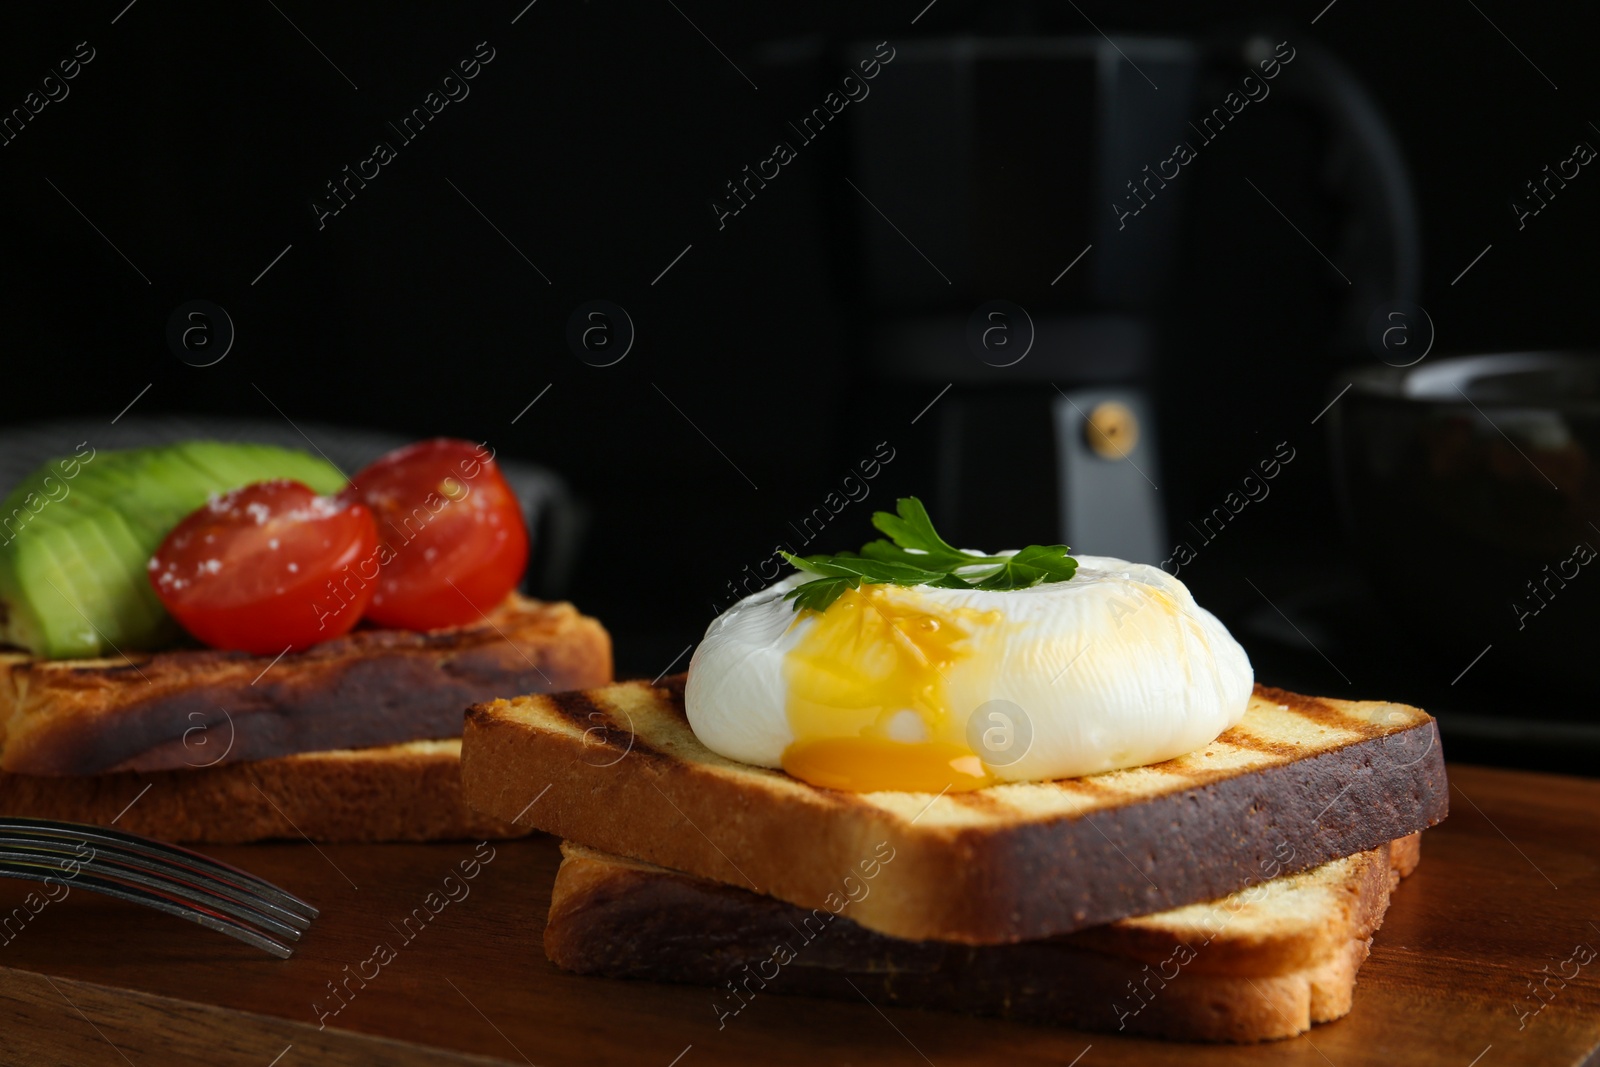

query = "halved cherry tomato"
[[148, 480, 379, 654], [341, 438, 529, 630]]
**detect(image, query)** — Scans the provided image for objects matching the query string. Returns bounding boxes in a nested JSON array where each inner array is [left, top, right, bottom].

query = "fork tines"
[[0, 818, 318, 958]]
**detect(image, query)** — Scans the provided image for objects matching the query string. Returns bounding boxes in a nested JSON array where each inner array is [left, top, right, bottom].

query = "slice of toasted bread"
[[544, 833, 1422, 1043], [462, 675, 1446, 944], [0, 737, 530, 843], [0, 594, 610, 774]]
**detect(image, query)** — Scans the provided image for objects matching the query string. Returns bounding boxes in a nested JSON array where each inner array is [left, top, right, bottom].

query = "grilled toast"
[[461, 675, 1447, 943], [545, 833, 1422, 1043], [0, 594, 610, 842], [0, 594, 610, 774]]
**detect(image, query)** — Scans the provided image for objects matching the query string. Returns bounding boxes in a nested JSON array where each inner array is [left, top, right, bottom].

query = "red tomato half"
[[148, 480, 379, 654], [341, 438, 529, 630]]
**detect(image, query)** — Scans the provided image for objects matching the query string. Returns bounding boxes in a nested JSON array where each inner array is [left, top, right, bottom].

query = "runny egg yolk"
[[780, 585, 1001, 793]]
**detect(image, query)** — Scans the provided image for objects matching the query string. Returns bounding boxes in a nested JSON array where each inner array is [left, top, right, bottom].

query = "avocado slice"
[[0, 441, 347, 658]]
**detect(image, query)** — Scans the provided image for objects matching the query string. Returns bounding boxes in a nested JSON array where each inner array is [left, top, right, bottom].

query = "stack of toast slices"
[[0, 594, 610, 843], [461, 675, 1449, 1043]]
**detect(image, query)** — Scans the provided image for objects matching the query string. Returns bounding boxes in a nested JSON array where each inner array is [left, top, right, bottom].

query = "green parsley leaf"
[[779, 497, 1076, 612], [785, 575, 861, 613], [868, 497, 974, 569], [781, 550, 950, 585], [972, 543, 1078, 589]]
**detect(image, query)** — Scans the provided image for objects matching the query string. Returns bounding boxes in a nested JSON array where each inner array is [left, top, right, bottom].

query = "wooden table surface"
[[0, 762, 1596, 1067]]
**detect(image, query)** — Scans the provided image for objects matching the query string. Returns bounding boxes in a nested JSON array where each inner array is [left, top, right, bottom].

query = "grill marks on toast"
[[944, 789, 1011, 814], [541, 687, 673, 765], [1027, 774, 1119, 797], [560, 677, 1421, 825], [1253, 685, 1355, 730], [572, 676, 1426, 824], [1215, 727, 1304, 759], [543, 688, 616, 736]]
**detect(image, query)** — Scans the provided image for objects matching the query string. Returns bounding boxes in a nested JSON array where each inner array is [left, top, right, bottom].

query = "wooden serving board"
[[0, 763, 1595, 1066]]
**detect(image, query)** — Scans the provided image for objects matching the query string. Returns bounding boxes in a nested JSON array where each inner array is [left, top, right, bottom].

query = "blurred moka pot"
[[801, 33, 1419, 561]]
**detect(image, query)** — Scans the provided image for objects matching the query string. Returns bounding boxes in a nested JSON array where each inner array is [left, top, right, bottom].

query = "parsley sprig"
[[780, 497, 1077, 612]]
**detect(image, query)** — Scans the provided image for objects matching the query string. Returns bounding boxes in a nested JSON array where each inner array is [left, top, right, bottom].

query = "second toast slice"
[[546, 834, 1422, 1042]]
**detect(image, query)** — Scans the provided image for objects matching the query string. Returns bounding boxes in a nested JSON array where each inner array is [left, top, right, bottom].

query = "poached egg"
[[684, 555, 1253, 793]]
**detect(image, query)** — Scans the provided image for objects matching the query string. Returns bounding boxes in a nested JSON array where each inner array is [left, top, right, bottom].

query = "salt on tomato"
[[341, 438, 529, 630], [148, 480, 379, 654]]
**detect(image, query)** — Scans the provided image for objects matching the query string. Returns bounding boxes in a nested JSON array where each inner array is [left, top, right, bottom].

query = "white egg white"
[[684, 555, 1254, 783]]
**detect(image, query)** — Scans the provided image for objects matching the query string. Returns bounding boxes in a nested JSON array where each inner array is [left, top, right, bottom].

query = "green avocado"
[[0, 441, 347, 659]]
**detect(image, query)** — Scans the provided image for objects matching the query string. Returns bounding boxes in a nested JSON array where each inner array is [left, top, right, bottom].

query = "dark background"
[[3, 2, 1595, 769]]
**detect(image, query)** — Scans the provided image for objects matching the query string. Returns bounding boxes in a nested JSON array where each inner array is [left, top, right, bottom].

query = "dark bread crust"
[[462, 676, 1448, 944], [0, 739, 529, 844], [0, 596, 611, 775], [544, 837, 1419, 1042]]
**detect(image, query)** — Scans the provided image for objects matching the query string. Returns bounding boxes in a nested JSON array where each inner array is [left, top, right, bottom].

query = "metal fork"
[[0, 818, 318, 958]]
